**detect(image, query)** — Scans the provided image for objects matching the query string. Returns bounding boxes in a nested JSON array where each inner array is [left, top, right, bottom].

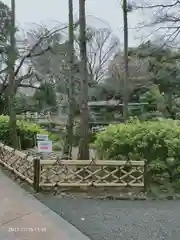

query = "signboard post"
[[37, 141, 52, 153]]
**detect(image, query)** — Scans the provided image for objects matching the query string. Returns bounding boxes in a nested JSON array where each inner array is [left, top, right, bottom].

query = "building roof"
[[88, 100, 148, 107]]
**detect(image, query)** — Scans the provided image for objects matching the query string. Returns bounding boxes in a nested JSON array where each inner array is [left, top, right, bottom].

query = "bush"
[[53, 141, 62, 151], [95, 119, 180, 160], [0, 115, 49, 149], [94, 119, 180, 193]]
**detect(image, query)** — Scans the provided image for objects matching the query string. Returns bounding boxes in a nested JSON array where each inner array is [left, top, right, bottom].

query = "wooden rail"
[[39, 159, 145, 188]]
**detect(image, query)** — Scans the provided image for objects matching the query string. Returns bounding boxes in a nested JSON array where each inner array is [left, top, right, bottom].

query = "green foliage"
[[94, 119, 180, 193], [0, 115, 48, 149], [95, 119, 180, 160], [0, 1, 12, 45], [49, 133, 61, 142], [13, 94, 37, 114], [139, 85, 168, 119], [53, 141, 62, 151], [0, 94, 38, 115]]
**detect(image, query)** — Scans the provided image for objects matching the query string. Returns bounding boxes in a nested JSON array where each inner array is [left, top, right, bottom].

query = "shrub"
[[94, 119, 180, 193], [95, 119, 180, 160], [53, 141, 62, 151], [0, 115, 49, 149], [49, 133, 61, 142]]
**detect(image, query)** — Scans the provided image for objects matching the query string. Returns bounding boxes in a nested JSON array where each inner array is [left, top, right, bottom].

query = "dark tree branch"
[[135, 1, 180, 9], [14, 25, 71, 78], [0, 67, 8, 75]]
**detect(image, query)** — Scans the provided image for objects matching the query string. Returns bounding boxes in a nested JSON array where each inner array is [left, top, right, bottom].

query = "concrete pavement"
[[0, 169, 90, 240], [37, 196, 180, 240]]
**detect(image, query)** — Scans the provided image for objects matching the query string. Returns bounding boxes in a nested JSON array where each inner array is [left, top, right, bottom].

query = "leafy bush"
[[0, 115, 49, 149], [53, 141, 62, 151], [94, 119, 180, 193], [95, 119, 180, 160], [49, 133, 61, 142]]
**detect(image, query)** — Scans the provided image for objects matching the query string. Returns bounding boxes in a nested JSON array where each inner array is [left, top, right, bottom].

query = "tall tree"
[[135, 41, 180, 118], [122, 0, 129, 120], [8, 0, 18, 148], [78, 0, 89, 160], [63, 0, 75, 157]]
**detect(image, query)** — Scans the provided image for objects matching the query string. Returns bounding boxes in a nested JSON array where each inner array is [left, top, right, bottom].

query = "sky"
[[3, 0, 152, 47]]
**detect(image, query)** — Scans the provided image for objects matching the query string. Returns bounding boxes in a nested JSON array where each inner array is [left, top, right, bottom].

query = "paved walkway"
[[38, 196, 180, 240], [0, 169, 90, 240]]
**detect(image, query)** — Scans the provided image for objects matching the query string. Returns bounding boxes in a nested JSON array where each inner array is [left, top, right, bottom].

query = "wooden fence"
[[0, 143, 34, 185], [0, 143, 145, 193]]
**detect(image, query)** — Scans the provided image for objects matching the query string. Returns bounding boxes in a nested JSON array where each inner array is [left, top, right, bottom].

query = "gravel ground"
[[36, 195, 180, 240]]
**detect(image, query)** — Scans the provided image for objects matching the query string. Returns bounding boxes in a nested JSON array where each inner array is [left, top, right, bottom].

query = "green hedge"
[[94, 119, 180, 193], [0, 115, 49, 149]]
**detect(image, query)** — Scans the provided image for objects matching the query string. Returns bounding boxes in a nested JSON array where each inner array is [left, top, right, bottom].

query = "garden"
[[1, 113, 180, 196], [2, 0, 180, 197]]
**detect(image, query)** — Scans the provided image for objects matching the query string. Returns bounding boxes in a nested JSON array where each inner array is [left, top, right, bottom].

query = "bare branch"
[[108, 52, 151, 96], [16, 67, 33, 83], [84, 27, 119, 83], [135, 1, 180, 9], [14, 24, 70, 78], [134, 1, 180, 45], [0, 67, 8, 75]]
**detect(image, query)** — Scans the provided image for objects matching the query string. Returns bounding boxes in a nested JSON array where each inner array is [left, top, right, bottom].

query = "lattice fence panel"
[[40, 162, 90, 186], [92, 164, 144, 186], [0, 143, 34, 184], [40, 160, 144, 187]]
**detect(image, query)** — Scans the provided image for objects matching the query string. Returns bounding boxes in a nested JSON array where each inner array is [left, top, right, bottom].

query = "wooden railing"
[[0, 143, 145, 193], [0, 143, 34, 185], [40, 159, 144, 189]]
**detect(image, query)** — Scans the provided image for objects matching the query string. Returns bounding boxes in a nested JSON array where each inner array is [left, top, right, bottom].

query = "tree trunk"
[[63, 0, 75, 158], [166, 88, 176, 119], [122, 0, 129, 121], [8, 0, 18, 149], [78, 0, 89, 160]]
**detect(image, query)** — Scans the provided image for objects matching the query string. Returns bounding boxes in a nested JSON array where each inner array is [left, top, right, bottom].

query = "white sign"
[[36, 134, 48, 141], [37, 141, 52, 153]]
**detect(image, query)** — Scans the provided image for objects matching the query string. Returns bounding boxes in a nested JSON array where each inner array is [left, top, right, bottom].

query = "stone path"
[[0, 169, 90, 240]]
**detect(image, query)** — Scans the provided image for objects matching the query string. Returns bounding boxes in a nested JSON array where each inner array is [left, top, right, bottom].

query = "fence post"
[[33, 158, 40, 192], [143, 161, 148, 193], [17, 136, 21, 150]]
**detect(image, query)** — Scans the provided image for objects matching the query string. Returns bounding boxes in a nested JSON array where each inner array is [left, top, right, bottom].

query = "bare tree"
[[134, 1, 180, 46], [0, 25, 70, 97], [8, 0, 17, 148], [86, 28, 119, 83], [108, 52, 150, 97], [74, 27, 119, 84], [122, 0, 129, 120], [0, 8, 70, 148]]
